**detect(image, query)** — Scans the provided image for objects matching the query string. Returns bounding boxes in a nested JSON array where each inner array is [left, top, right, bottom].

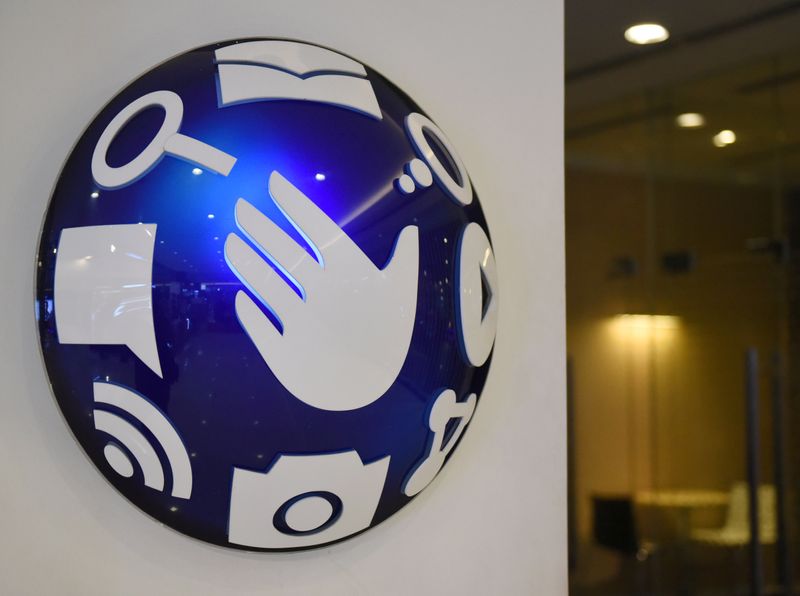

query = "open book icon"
[[215, 40, 382, 120]]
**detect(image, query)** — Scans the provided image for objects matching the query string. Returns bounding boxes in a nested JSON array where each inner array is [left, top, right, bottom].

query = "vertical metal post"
[[771, 352, 793, 595], [746, 348, 764, 596]]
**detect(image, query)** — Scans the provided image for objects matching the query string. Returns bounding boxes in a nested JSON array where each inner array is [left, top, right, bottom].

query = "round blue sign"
[[35, 39, 497, 550]]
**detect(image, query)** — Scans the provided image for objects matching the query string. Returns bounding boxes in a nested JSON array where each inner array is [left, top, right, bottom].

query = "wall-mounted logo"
[[35, 39, 497, 551]]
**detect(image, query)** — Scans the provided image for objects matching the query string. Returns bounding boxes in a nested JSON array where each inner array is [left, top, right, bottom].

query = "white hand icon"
[[226, 171, 419, 411]]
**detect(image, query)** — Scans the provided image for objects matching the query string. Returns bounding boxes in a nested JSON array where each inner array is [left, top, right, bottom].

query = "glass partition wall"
[[567, 48, 800, 595]]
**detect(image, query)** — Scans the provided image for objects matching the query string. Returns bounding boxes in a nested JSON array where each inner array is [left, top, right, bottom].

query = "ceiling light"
[[624, 23, 670, 45], [712, 130, 736, 147], [676, 113, 705, 128]]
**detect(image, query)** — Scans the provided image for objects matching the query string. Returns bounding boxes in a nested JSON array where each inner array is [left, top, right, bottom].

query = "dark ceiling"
[[567, 1, 800, 109], [566, 1, 800, 186]]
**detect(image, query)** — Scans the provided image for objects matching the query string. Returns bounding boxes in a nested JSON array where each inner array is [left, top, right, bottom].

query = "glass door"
[[567, 46, 800, 595]]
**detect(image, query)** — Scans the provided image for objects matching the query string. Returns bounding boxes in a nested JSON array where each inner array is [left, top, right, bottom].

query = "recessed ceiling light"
[[712, 130, 736, 147], [624, 23, 670, 45], [676, 113, 705, 128]]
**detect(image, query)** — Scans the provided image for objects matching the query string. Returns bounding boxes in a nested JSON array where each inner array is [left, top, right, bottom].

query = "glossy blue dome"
[[36, 38, 495, 550]]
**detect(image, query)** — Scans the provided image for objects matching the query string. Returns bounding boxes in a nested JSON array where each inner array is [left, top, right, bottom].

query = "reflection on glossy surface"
[[54, 223, 161, 377], [36, 38, 494, 550], [568, 4, 800, 593]]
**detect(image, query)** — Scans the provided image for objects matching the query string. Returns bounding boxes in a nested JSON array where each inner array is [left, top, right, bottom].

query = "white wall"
[[0, 1, 565, 594]]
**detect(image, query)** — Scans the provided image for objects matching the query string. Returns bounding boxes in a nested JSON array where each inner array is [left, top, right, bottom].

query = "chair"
[[592, 495, 657, 592], [691, 483, 776, 546], [593, 496, 639, 556]]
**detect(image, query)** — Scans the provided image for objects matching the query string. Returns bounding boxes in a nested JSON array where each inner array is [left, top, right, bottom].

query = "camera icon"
[[228, 450, 390, 549]]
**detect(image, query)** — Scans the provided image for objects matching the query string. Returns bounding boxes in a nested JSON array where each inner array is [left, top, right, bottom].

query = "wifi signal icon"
[[92, 382, 193, 499]]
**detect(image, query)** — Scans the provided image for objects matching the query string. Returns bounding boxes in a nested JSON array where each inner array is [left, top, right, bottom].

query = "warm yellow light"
[[615, 314, 679, 330], [607, 315, 680, 352], [712, 130, 736, 147], [624, 23, 669, 45], [676, 112, 705, 128]]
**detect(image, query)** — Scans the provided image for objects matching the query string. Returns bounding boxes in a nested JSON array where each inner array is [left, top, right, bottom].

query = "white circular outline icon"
[[91, 90, 236, 189]]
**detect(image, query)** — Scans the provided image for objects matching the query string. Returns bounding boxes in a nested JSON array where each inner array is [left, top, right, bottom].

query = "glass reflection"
[[567, 4, 800, 593]]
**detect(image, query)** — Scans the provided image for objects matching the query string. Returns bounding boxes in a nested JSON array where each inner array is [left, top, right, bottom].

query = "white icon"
[[405, 112, 473, 206], [225, 171, 419, 411], [215, 40, 382, 120], [403, 389, 477, 497], [93, 382, 192, 498], [395, 157, 433, 196], [54, 223, 163, 377], [456, 222, 498, 367], [91, 90, 237, 189], [228, 450, 389, 549]]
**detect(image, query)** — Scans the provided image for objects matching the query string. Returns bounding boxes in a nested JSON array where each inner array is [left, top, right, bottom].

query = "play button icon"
[[456, 222, 498, 367]]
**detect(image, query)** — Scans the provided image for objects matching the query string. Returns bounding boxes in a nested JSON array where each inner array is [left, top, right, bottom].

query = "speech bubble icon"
[[54, 223, 162, 377]]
